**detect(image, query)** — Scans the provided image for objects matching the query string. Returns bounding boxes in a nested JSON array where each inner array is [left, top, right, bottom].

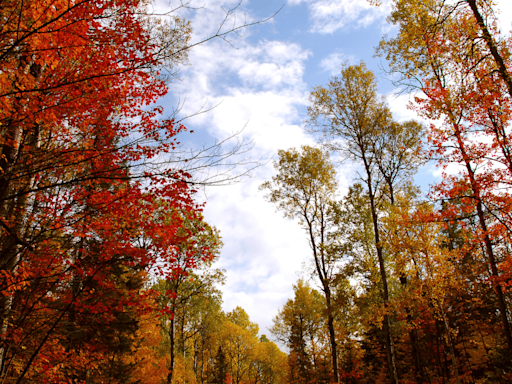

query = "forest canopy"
[[2, 0, 512, 383], [261, 0, 512, 383]]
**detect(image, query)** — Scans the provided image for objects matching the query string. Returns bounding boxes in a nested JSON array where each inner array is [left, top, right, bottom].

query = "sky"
[[156, 0, 512, 337]]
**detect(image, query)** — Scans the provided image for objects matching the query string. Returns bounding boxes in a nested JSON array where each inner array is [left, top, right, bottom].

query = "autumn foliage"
[[0, 0, 214, 382], [4, 0, 512, 383], [263, 1, 512, 383]]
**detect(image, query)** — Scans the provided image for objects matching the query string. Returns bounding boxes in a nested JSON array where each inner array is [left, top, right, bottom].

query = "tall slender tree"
[[261, 146, 341, 383], [306, 62, 422, 384]]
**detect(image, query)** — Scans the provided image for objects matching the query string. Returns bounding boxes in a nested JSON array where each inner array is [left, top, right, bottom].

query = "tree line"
[[262, 0, 512, 383], [2, 0, 512, 383]]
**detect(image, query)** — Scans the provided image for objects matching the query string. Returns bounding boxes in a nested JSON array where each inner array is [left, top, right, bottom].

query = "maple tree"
[[379, 0, 512, 360], [0, 0, 261, 381]]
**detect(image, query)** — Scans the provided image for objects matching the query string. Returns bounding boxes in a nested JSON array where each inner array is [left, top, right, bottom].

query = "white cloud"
[[319, 51, 357, 75], [287, 0, 392, 34], [288, 0, 511, 36], [173, 39, 312, 145], [160, 1, 320, 333], [203, 179, 311, 332], [495, 0, 512, 34], [386, 92, 422, 123], [157, 0, 498, 335]]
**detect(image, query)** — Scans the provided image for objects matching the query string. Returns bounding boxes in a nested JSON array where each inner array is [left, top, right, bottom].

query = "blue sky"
[[155, 0, 512, 336]]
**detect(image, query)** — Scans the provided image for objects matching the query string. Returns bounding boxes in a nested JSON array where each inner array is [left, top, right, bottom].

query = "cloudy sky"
[[157, 0, 512, 336]]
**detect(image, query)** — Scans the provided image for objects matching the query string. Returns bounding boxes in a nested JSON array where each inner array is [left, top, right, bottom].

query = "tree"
[[261, 146, 341, 383], [379, 0, 512, 357], [213, 346, 229, 384], [271, 280, 328, 384], [0, 0, 260, 381], [250, 336, 288, 384], [306, 63, 422, 384], [221, 307, 259, 384], [155, 279, 287, 384], [155, 265, 225, 384], [186, 289, 225, 384], [465, 0, 512, 99], [130, 305, 169, 384], [153, 210, 223, 384], [170, 281, 225, 384], [383, 194, 465, 384], [0, 0, 195, 378]]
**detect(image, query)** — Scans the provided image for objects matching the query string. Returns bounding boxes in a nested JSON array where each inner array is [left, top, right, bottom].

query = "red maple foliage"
[[406, 5, 512, 356], [0, 0, 214, 382]]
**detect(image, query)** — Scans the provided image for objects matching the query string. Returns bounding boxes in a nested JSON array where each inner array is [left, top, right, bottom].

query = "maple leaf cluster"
[[0, 0, 214, 382]]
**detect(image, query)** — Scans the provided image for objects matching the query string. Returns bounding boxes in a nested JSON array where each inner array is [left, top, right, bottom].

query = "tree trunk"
[[364, 158, 399, 384], [400, 276, 427, 383], [452, 128, 512, 356], [325, 287, 340, 383], [306, 212, 340, 383], [0, 121, 39, 374], [167, 314, 176, 384], [466, 0, 512, 100], [438, 302, 461, 384], [391, 182, 426, 383]]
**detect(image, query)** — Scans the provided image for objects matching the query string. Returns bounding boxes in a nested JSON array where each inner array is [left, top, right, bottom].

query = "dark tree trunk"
[[167, 314, 176, 384], [324, 286, 339, 383], [466, 0, 512, 100], [306, 208, 340, 383], [363, 154, 399, 384], [452, 128, 512, 356]]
